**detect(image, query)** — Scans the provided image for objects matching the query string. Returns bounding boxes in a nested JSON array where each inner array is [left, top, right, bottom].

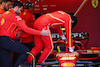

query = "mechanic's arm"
[[15, 19, 49, 36]]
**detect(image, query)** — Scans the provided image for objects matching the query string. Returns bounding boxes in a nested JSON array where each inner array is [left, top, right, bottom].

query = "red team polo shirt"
[[0, 8, 5, 16], [0, 9, 41, 38], [19, 9, 35, 43], [0, 8, 5, 33]]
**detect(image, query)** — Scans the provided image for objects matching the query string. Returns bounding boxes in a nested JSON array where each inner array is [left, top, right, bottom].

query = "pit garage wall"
[[13, 0, 84, 13], [15, 0, 100, 49], [72, 0, 100, 49]]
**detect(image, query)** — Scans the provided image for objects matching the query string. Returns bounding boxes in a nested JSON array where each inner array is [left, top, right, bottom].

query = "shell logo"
[[1, 18, 5, 25], [61, 63, 75, 67]]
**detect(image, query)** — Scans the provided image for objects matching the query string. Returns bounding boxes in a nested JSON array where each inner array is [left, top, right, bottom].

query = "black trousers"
[[23, 41, 35, 50], [0, 36, 30, 67]]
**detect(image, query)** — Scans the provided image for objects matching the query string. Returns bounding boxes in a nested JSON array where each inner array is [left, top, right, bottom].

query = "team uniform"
[[19, 9, 35, 50], [0, 8, 5, 36], [0, 9, 41, 67], [0, 8, 5, 17], [27, 11, 73, 63]]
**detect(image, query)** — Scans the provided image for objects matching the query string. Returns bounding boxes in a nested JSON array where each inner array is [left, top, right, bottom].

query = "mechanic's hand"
[[41, 28, 50, 36]]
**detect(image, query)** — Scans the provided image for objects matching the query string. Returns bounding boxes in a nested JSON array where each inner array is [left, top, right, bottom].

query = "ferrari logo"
[[92, 0, 98, 8]]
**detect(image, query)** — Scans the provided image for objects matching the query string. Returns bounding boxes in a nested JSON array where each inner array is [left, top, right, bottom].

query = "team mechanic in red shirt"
[[0, 0, 12, 16], [0, 1, 49, 67], [19, 2, 35, 50], [26, 11, 73, 63]]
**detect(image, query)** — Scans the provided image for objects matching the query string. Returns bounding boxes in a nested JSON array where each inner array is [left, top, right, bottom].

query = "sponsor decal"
[[56, 53, 76, 57], [15, 16, 22, 21], [60, 56, 76, 60]]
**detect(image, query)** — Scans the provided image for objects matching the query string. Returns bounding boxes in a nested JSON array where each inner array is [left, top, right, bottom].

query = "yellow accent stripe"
[[47, 14, 65, 23], [42, 25, 54, 62], [11, 25, 17, 33], [69, 19, 72, 48], [93, 50, 99, 53], [51, 23, 62, 27], [7, 22, 17, 33], [87, 50, 93, 52]]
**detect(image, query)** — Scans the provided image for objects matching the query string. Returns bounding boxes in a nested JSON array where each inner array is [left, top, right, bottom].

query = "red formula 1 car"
[[19, 32, 100, 67]]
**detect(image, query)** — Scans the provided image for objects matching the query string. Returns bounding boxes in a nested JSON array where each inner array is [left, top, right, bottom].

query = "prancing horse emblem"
[[92, 0, 98, 8]]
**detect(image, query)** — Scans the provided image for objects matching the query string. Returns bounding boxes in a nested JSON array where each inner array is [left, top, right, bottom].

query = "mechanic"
[[19, 1, 35, 50], [26, 11, 73, 63], [0, 0, 12, 16], [0, 1, 49, 67]]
